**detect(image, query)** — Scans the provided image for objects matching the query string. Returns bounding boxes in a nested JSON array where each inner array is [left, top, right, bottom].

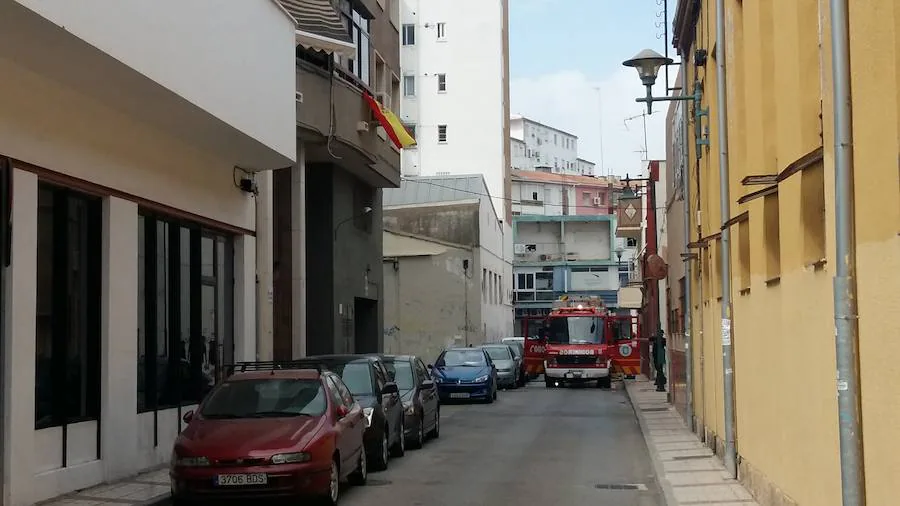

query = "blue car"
[[428, 347, 498, 403]]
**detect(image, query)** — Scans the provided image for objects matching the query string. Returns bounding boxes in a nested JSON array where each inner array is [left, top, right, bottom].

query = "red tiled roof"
[[510, 169, 625, 188]]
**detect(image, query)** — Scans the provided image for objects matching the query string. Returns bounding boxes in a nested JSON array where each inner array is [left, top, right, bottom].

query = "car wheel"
[[371, 431, 389, 471], [320, 458, 340, 505], [409, 414, 425, 449], [493, 387, 498, 401], [348, 445, 367, 486], [545, 376, 554, 388], [428, 409, 440, 439], [390, 420, 406, 457]]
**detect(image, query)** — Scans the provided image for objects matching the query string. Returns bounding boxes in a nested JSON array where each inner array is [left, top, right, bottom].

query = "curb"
[[137, 494, 170, 505], [623, 379, 680, 506]]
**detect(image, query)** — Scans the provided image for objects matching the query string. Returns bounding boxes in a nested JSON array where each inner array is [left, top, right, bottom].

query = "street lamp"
[[623, 49, 696, 114], [615, 246, 625, 287], [333, 206, 373, 241]]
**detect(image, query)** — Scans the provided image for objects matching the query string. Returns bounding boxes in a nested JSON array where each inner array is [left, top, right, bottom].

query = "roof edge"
[[383, 228, 473, 251]]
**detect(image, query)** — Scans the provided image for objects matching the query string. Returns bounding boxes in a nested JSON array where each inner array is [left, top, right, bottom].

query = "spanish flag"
[[363, 91, 417, 149]]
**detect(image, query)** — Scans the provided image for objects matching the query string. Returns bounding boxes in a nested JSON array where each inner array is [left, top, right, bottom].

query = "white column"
[[3, 169, 37, 506], [290, 143, 307, 358], [234, 235, 257, 362], [100, 197, 138, 481], [255, 171, 274, 361]]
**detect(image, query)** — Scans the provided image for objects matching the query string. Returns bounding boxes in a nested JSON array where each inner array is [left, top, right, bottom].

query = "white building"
[[383, 175, 514, 342], [399, 0, 511, 219], [577, 158, 597, 176], [0, 1, 297, 504], [509, 115, 581, 175]]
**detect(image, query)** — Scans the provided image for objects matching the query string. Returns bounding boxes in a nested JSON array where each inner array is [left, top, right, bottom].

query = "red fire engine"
[[523, 296, 641, 388]]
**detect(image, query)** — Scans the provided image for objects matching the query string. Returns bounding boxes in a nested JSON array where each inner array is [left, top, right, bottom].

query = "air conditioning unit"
[[593, 197, 603, 206], [375, 92, 391, 110]]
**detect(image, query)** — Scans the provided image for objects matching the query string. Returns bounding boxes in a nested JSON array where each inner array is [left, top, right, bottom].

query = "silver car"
[[480, 344, 519, 389]]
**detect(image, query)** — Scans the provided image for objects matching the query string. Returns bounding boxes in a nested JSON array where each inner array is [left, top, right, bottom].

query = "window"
[[438, 124, 448, 143], [137, 212, 234, 413], [482, 268, 487, 295], [436, 22, 446, 40], [403, 75, 415, 97], [801, 162, 826, 265], [498, 275, 503, 304], [403, 123, 417, 139], [437, 73, 447, 92], [763, 193, 781, 281], [391, 74, 401, 109], [35, 184, 102, 430], [337, 3, 370, 84], [402, 23, 415, 45], [626, 237, 638, 247], [582, 192, 591, 206]]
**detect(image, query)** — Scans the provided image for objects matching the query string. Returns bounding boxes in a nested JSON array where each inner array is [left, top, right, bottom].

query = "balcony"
[[1, 0, 298, 170], [295, 59, 401, 188]]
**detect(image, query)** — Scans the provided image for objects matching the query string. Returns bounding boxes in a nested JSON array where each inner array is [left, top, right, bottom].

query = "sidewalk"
[[624, 377, 758, 506], [40, 468, 169, 506]]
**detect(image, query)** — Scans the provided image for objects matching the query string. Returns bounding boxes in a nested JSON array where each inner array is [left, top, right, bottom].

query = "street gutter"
[[623, 378, 679, 506]]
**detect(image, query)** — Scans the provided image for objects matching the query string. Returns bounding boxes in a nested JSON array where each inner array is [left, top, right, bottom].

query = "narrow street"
[[338, 381, 663, 506]]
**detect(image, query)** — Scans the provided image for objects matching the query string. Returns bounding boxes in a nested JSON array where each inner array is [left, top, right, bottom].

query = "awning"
[[277, 0, 357, 58]]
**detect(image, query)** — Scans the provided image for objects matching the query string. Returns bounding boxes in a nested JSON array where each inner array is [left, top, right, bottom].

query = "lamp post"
[[615, 246, 624, 288], [622, 49, 698, 115]]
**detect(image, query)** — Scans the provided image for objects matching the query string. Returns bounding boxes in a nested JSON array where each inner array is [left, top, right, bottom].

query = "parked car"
[[480, 344, 519, 389], [494, 340, 526, 387], [429, 347, 498, 403], [299, 355, 405, 471], [378, 354, 440, 448], [170, 363, 367, 505]]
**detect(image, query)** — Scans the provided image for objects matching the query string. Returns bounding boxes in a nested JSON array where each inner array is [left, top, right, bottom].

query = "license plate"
[[567, 371, 583, 378], [449, 392, 470, 399], [216, 473, 268, 486]]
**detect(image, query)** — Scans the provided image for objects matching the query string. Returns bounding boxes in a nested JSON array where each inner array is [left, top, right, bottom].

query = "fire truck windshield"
[[546, 316, 604, 345]]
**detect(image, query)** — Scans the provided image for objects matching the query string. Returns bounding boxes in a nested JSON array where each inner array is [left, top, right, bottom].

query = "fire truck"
[[523, 296, 641, 389]]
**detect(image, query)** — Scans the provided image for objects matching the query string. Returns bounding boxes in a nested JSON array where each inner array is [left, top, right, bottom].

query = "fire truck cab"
[[541, 297, 612, 389]]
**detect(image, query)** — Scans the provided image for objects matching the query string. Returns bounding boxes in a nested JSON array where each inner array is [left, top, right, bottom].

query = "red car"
[[170, 363, 368, 505]]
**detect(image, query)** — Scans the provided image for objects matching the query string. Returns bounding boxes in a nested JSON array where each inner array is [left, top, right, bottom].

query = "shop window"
[[763, 192, 781, 281], [35, 184, 102, 430], [801, 162, 826, 266], [738, 218, 751, 291], [137, 213, 234, 413]]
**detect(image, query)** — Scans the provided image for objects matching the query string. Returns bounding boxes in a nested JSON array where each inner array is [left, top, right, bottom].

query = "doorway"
[[353, 297, 378, 353]]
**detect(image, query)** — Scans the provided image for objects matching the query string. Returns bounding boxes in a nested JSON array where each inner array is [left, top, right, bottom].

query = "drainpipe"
[[681, 60, 694, 431], [828, 0, 866, 503], [714, 0, 737, 478]]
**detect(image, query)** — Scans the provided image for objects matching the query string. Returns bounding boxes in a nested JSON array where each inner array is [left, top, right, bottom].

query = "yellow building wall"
[[848, 2, 900, 505], [676, 0, 900, 503]]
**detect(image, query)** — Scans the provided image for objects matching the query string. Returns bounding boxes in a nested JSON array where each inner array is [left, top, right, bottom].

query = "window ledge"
[[765, 276, 781, 287]]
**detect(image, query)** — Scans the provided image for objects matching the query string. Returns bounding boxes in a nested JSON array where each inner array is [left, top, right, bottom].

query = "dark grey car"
[[300, 355, 405, 471], [379, 355, 440, 448]]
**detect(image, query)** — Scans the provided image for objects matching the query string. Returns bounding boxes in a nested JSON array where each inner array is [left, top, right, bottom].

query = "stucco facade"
[[0, 1, 296, 504], [672, 0, 900, 504]]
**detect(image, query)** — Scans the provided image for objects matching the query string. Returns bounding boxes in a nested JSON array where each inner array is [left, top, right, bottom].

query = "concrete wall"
[[383, 202, 480, 246], [676, 0, 900, 504], [383, 248, 477, 361]]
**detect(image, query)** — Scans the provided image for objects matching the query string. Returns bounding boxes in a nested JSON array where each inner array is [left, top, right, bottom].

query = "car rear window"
[[483, 346, 512, 360], [200, 378, 326, 419], [383, 360, 415, 390], [316, 361, 374, 396]]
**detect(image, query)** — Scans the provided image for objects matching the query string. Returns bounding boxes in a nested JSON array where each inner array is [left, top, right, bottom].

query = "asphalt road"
[[339, 379, 663, 506]]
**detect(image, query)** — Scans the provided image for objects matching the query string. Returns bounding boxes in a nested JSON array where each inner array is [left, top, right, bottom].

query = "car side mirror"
[[382, 382, 399, 395], [336, 405, 350, 418], [182, 410, 194, 424], [421, 379, 434, 388]]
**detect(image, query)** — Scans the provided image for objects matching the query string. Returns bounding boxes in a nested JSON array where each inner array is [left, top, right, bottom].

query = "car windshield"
[[437, 350, 487, 367], [322, 362, 375, 396], [483, 346, 511, 361], [546, 316, 604, 345], [383, 360, 415, 390], [200, 379, 326, 419]]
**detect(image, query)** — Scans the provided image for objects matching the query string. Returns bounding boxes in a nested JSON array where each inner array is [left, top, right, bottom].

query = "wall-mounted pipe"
[[828, 0, 866, 503], [681, 60, 694, 432], [714, 0, 737, 478]]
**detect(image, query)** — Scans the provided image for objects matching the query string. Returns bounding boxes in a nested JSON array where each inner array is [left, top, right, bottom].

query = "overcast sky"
[[509, 0, 678, 178]]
